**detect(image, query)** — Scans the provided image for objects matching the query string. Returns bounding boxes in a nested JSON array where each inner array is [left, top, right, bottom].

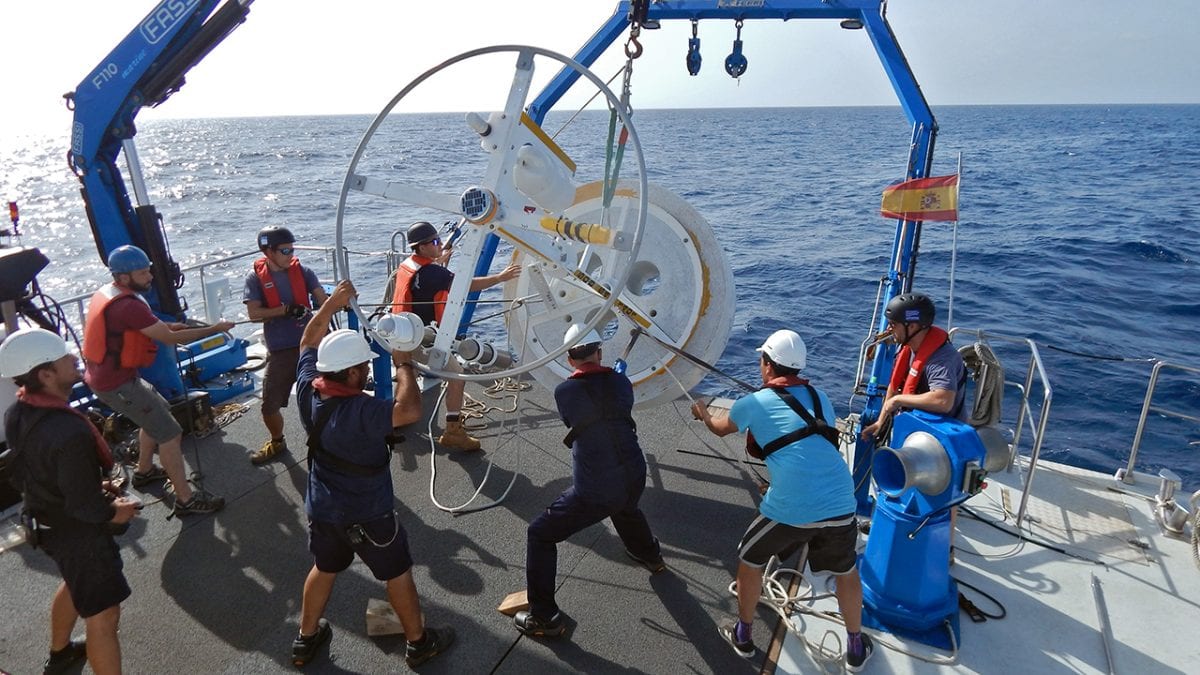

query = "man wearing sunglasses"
[[244, 226, 329, 465], [389, 221, 520, 451]]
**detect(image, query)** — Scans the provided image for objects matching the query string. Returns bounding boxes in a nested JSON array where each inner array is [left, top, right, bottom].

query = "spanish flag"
[[880, 174, 959, 222]]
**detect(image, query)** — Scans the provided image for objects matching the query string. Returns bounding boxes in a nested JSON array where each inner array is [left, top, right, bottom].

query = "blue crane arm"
[[66, 0, 253, 318], [523, 1, 937, 516]]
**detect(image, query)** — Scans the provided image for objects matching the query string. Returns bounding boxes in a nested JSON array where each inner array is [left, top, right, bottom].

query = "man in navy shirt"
[[514, 324, 664, 638], [289, 280, 454, 668]]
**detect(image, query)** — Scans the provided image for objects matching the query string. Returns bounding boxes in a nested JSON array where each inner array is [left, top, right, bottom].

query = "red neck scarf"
[[569, 361, 612, 379], [18, 388, 114, 471], [763, 374, 809, 389], [313, 377, 365, 398]]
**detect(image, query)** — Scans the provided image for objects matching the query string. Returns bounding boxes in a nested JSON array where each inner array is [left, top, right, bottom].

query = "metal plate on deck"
[[1019, 462, 1152, 565]]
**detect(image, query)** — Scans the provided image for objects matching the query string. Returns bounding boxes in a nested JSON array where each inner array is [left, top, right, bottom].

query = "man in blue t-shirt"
[[288, 280, 454, 669], [243, 226, 328, 464], [691, 330, 873, 672]]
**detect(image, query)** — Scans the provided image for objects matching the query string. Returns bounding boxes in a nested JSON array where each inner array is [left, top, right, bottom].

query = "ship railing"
[[1123, 359, 1200, 485], [53, 245, 392, 338], [949, 327, 1053, 527]]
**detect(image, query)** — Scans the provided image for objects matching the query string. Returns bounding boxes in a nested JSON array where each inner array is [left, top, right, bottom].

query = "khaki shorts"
[[94, 378, 183, 443], [262, 346, 300, 415]]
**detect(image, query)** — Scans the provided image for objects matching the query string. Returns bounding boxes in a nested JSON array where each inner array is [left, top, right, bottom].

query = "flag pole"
[[947, 153, 963, 330]]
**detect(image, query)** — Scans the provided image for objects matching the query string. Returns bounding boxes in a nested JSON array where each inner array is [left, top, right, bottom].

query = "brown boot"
[[437, 417, 481, 451]]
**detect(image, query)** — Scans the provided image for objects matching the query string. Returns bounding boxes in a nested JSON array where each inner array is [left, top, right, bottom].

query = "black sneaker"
[[405, 625, 455, 667], [43, 639, 86, 674], [625, 546, 666, 573], [846, 632, 874, 672], [291, 618, 332, 667], [513, 610, 566, 638], [131, 465, 168, 488], [719, 621, 754, 659], [173, 491, 226, 517]]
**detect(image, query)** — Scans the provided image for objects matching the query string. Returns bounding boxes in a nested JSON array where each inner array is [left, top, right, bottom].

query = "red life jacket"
[[254, 257, 310, 309], [82, 285, 158, 369], [390, 255, 445, 324], [888, 325, 949, 395]]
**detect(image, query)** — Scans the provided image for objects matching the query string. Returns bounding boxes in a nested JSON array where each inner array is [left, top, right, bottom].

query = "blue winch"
[[860, 410, 990, 649]]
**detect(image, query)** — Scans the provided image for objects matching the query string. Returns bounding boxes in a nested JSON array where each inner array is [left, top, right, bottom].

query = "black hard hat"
[[885, 292, 936, 327], [258, 226, 295, 251], [407, 221, 439, 249]]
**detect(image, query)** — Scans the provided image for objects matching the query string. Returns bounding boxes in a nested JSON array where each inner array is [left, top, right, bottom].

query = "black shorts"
[[262, 346, 301, 415], [40, 528, 131, 618], [737, 513, 859, 574], [308, 513, 413, 581]]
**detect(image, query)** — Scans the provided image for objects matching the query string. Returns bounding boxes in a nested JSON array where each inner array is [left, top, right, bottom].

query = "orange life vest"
[[888, 325, 950, 395], [253, 257, 310, 309], [82, 285, 158, 369], [390, 255, 445, 324]]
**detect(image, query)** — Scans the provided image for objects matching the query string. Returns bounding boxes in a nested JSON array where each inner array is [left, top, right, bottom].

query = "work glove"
[[286, 304, 307, 319]]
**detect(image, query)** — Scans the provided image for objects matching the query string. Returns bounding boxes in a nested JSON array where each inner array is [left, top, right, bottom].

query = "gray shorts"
[[94, 378, 183, 443]]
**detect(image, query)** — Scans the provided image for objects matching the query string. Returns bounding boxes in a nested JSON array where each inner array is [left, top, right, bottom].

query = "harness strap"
[[306, 398, 390, 477], [561, 374, 636, 449], [753, 385, 840, 458]]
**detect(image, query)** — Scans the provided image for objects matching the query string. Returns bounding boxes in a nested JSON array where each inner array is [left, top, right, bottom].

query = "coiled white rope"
[[426, 378, 527, 515]]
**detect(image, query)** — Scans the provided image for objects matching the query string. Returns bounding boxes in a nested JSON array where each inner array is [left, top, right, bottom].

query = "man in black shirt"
[[1, 328, 140, 674]]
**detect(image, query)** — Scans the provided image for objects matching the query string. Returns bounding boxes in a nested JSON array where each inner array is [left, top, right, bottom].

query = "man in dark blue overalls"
[[514, 324, 665, 638]]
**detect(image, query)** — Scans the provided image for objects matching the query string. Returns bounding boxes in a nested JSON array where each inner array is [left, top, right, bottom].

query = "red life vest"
[[253, 257, 310, 309], [888, 325, 950, 395], [82, 285, 158, 369], [390, 255, 445, 324]]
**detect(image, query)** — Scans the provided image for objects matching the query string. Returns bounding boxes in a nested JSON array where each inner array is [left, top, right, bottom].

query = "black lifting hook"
[[686, 19, 702, 76], [725, 19, 748, 78]]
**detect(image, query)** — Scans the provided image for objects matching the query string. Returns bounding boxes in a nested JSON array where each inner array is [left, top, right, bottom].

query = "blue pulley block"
[[686, 37, 702, 76], [725, 39, 747, 78]]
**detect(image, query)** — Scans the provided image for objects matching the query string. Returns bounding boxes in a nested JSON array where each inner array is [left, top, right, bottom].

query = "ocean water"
[[2, 105, 1198, 487]]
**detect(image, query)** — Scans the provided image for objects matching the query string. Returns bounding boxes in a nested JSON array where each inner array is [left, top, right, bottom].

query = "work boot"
[[437, 418, 481, 451], [43, 640, 86, 674], [251, 437, 287, 465]]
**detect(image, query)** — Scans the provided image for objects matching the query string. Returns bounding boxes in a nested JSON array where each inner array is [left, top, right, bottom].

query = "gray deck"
[[0, 380, 777, 674], [3, 378, 1199, 674]]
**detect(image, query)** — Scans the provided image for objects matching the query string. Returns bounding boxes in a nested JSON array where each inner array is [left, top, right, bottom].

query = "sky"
[[3, 0, 1198, 137]]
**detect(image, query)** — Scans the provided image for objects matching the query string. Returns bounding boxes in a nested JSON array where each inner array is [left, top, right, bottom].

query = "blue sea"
[[3, 105, 1198, 487]]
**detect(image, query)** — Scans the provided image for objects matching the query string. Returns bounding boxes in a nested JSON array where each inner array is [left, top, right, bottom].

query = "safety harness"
[[305, 398, 390, 477], [747, 384, 840, 459], [561, 369, 637, 449]]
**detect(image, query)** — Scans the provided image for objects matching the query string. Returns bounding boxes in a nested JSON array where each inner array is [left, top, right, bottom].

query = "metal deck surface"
[[2, 379, 1198, 674]]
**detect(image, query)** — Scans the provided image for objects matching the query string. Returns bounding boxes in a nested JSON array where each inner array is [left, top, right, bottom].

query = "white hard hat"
[[316, 329, 375, 372], [0, 328, 70, 378], [757, 329, 807, 371], [373, 312, 425, 352], [563, 322, 602, 348]]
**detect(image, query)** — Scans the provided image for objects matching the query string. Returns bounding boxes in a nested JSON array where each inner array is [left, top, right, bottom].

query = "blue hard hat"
[[108, 245, 151, 274]]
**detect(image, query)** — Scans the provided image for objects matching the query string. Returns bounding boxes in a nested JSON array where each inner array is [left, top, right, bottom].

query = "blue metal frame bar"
[[521, 1, 938, 515]]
